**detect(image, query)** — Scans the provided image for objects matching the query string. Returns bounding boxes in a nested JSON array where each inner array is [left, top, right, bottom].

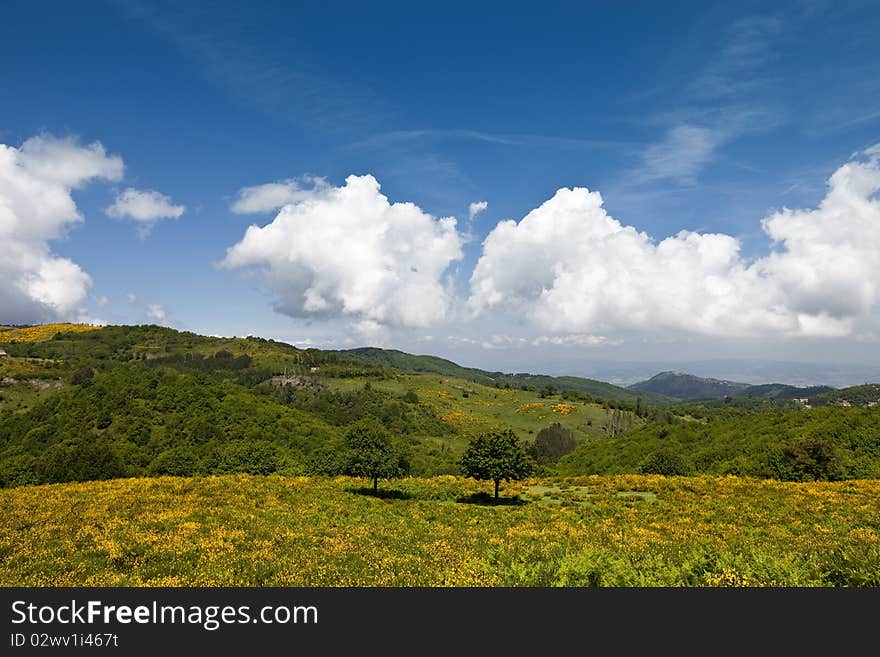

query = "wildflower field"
[[0, 324, 102, 343], [1, 474, 877, 586]]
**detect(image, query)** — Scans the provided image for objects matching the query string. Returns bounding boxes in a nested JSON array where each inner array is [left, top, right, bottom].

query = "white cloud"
[[14, 134, 123, 188], [127, 292, 137, 303], [0, 134, 123, 323], [223, 174, 464, 329], [469, 201, 488, 221], [106, 188, 184, 235], [97, 295, 109, 306], [146, 303, 168, 324], [469, 145, 880, 340], [231, 176, 329, 214]]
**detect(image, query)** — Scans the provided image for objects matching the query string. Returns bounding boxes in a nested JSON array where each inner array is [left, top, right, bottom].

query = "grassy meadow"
[[2, 474, 878, 586]]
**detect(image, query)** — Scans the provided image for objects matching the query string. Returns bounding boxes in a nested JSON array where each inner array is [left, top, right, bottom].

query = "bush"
[[639, 449, 690, 476], [149, 447, 201, 476], [218, 441, 281, 475]]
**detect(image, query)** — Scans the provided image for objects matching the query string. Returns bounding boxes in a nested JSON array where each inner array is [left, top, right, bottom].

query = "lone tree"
[[460, 430, 533, 500], [343, 417, 409, 494]]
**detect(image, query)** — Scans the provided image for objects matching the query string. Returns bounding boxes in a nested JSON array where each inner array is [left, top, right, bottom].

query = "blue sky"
[[2, 0, 880, 373]]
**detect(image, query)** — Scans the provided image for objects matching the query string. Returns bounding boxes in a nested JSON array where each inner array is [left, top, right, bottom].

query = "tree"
[[343, 417, 409, 494], [460, 430, 533, 500], [530, 422, 576, 464]]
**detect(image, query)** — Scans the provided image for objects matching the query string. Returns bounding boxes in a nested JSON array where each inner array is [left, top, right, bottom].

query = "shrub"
[[639, 449, 690, 476]]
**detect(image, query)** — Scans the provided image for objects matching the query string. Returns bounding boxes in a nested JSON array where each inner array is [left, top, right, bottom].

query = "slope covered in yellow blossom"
[[0, 324, 102, 343], [1, 474, 877, 586]]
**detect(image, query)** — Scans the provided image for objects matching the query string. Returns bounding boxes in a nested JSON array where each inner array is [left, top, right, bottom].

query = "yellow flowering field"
[[0, 324, 102, 343], [1, 474, 878, 586]]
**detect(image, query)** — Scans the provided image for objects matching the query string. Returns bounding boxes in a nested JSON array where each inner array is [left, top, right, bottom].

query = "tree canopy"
[[459, 430, 533, 500], [343, 417, 409, 493]]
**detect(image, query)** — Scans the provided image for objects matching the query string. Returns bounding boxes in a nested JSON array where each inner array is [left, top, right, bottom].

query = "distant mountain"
[[630, 371, 750, 400], [630, 371, 843, 401], [335, 347, 675, 404]]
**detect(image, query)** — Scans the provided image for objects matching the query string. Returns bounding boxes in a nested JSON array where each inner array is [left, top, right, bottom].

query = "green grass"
[[2, 473, 878, 586]]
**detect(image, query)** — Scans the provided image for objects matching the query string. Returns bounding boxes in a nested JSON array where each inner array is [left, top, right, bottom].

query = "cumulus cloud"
[[14, 134, 123, 188], [223, 174, 464, 329], [0, 134, 123, 323], [469, 145, 880, 340], [106, 188, 184, 235], [231, 176, 330, 214], [469, 200, 488, 221]]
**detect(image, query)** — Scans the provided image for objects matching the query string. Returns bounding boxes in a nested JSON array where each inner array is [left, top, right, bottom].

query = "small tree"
[[530, 422, 576, 464], [460, 430, 533, 500], [344, 417, 409, 494]]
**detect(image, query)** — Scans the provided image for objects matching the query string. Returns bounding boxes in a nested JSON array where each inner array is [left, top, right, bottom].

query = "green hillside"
[[337, 347, 674, 404], [0, 324, 646, 487], [812, 384, 880, 407], [557, 406, 880, 480]]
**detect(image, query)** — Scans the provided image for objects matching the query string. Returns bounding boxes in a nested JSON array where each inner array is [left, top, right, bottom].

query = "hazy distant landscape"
[[566, 360, 880, 389]]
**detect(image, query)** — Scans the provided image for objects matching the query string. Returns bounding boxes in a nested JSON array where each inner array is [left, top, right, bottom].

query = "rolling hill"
[[336, 347, 674, 404]]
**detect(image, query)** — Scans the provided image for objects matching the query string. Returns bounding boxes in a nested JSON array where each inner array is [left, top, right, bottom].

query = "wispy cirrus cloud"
[[114, 0, 389, 133], [629, 15, 787, 186], [344, 128, 634, 154]]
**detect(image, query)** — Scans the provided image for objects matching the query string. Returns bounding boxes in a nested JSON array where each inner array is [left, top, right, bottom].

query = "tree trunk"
[[373, 477, 378, 495], [494, 479, 500, 501]]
